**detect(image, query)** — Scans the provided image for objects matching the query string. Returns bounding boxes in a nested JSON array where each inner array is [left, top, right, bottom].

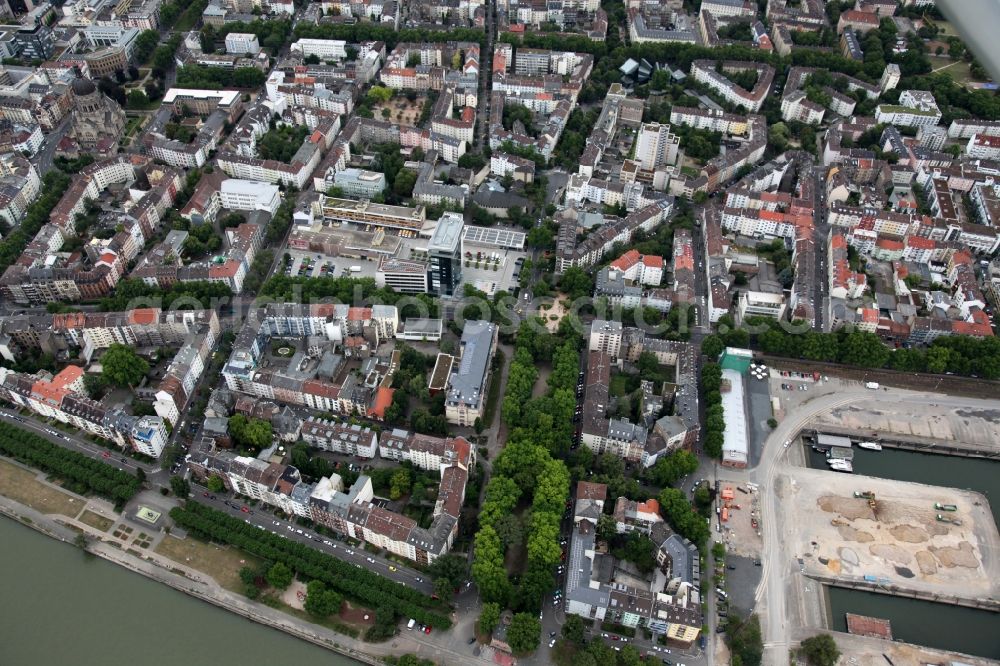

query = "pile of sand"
[[915, 551, 938, 575], [818, 496, 872, 520], [836, 525, 874, 542], [929, 541, 978, 569], [870, 543, 913, 564], [889, 524, 929, 543]]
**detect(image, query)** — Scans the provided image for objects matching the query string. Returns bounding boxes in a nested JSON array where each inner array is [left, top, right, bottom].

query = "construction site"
[[754, 383, 1000, 664], [714, 481, 762, 559], [782, 467, 999, 600]]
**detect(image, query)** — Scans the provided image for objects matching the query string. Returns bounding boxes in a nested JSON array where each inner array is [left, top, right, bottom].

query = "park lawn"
[[78, 509, 113, 532], [933, 20, 960, 38], [173, 4, 203, 31], [0, 458, 84, 517], [155, 534, 261, 593], [928, 56, 975, 87]]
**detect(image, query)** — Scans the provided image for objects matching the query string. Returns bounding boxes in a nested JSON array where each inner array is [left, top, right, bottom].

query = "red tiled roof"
[[128, 308, 159, 325], [610, 249, 640, 272], [52, 365, 83, 389], [906, 236, 935, 249], [347, 307, 371, 321]]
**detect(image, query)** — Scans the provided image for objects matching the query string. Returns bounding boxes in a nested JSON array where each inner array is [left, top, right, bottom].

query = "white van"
[[407, 618, 416, 630]]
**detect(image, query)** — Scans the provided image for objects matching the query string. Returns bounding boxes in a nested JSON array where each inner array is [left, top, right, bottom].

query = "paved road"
[[811, 165, 830, 332], [0, 406, 159, 478], [31, 115, 72, 175], [190, 493, 435, 595]]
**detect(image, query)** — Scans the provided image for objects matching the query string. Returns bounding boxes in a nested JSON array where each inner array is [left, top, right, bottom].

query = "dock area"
[[845, 613, 892, 640]]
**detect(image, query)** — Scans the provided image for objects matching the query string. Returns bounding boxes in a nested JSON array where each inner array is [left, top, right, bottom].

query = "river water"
[[827, 587, 1000, 660], [0, 517, 361, 666]]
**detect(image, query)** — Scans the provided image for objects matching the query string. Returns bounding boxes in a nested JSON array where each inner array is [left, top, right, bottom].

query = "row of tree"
[[293, 23, 486, 50], [0, 422, 141, 505], [500, 29, 1000, 122], [168, 501, 451, 628], [552, 615, 658, 666], [700, 363, 725, 459], [202, 19, 293, 55], [0, 171, 71, 274], [175, 65, 266, 89], [706, 318, 1000, 380], [259, 274, 439, 322], [98, 279, 233, 312]]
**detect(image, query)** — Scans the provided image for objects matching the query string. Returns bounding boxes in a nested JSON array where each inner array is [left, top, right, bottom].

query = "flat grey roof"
[[428, 213, 464, 253], [447, 320, 495, 408], [463, 225, 526, 250]]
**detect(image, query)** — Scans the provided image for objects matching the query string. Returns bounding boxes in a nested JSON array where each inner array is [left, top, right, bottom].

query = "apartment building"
[[876, 90, 942, 128], [300, 418, 378, 457], [635, 122, 680, 171], [222, 304, 400, 417], [689, 60, 774, 113], [966, 134, 1000, 160], [291, 38, 347, 61], [333, 168, 387, 198], [378, 429, 473, 471], [0, 365, 170, 457], [608, 249, 664, 286], [564, 482, 703, 644], [490, 152, 536, 183], [192, 435, 470, 564], [735, 290, 787, 322], [588, 319, 623, 358]]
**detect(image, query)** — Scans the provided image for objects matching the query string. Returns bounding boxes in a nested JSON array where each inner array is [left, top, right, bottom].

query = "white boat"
[[857, 441, 882, 451], [828, 460, 853, 473]]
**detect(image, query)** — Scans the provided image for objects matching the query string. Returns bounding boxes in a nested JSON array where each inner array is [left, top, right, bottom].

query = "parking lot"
[[285, 250, 379, 281], [459, 248, 527, 296]]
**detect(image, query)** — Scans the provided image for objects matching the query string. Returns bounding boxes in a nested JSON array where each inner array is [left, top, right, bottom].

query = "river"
[[0, 517, 361, 666], [804, 445, 999, 525], [827, 586, 1000, 660]]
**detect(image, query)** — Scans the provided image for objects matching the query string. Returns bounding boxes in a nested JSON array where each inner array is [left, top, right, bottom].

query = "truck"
[[865, 382, 880, 390]]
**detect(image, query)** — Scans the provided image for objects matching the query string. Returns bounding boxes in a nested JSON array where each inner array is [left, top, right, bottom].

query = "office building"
[[333, 168, 387, 198], [427, 211, 463, 296], [225, 33, 260, 55], [443, 320, 497, 426]]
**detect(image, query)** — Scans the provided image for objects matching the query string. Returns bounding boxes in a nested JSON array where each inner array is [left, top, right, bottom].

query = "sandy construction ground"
[[780, 467, 999, 599], [813, 401, 1000, 453]]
